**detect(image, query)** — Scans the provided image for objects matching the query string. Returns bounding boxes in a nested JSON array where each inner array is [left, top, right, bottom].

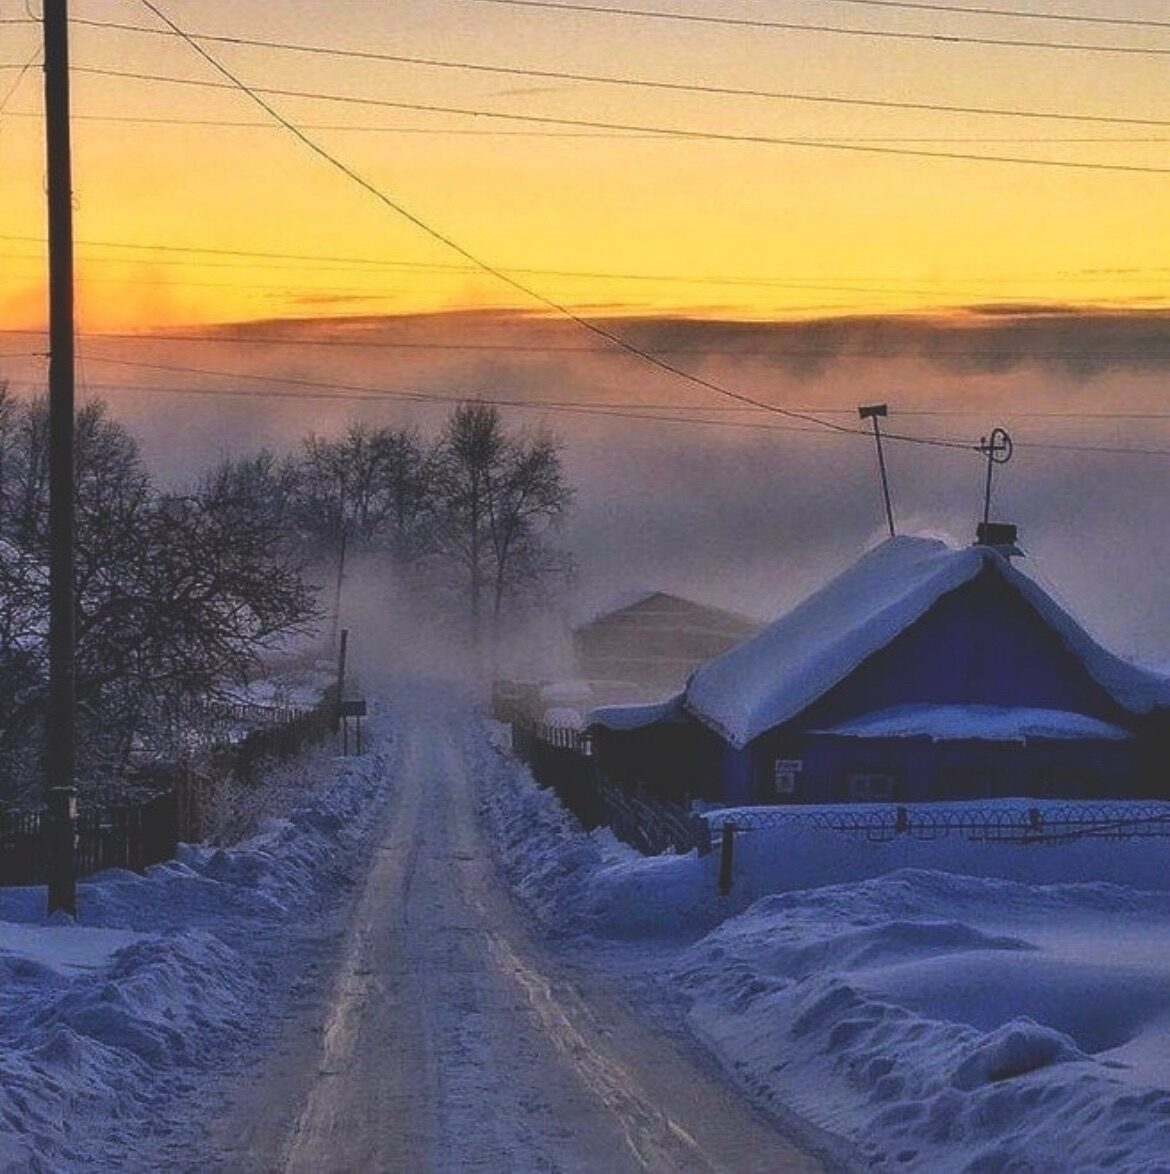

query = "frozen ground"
[[209, 686, 819, 1172], [4, 696, 1167, 1172], [481, 722, 1170, 1172], [0, 730, 393, 1173]]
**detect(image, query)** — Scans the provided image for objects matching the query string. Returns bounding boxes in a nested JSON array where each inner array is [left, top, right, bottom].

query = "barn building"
[[572, 591, 759, 705], [589, 536, 1170, 806]]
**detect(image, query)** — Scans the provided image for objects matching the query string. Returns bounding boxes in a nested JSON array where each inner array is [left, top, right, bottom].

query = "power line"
[[0, 241, 971, 295], [812, 0, 1170, 30], [1, 235, 1167, 291], [70, 352, 1170, 424], [4, 241, 1053, 299], [77, 349, 968, 449], [459, 0, 1170, 56], [11, 113, 1170, 143], [30, 31, 1170, 131], [5, 84, 1170, 138], [132, 0, 874, 445], [49, 17, 1170, 119], [0, 108, 663, 137], [57, 64, 1170, 176], [5, 326, 1170, 366], [0, 43, 40, 119], [19, 363, 1170, 458]]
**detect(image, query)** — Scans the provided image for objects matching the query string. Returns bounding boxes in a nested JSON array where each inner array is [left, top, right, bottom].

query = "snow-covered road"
[[213, 692, 821, 1173]]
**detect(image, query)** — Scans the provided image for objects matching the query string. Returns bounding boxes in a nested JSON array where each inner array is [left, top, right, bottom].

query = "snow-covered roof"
[[588, 692, 687, 731], [686, 536, 1170, 749], [572, 589, 756, 634], [542, 705, 588, 731], [810, 704, 1133, 743], [539, 680, 594, 705], [572, 588, 662, 628]]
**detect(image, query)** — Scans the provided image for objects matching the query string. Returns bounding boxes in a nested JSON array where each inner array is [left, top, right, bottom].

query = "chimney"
[[975, 521, 1023, 557]]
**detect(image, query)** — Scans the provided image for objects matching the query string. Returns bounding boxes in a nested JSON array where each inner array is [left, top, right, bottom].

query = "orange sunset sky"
[[1, 0, 1169, 332]]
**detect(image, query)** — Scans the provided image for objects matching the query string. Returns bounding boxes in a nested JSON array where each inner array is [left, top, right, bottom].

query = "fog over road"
[[211, 690, 822, 1173]]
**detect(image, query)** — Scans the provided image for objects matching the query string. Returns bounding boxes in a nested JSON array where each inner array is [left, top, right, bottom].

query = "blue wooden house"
[[589, 535, 1170, 806]]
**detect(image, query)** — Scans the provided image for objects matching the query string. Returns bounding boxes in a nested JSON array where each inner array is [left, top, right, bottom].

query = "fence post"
[[334, 627, 348, 735], [718, 821, 736, 896], [694, 815, 713, 856]]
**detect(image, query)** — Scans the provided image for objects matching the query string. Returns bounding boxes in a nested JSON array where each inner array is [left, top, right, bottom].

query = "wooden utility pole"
[[43, 0, 77, 916]]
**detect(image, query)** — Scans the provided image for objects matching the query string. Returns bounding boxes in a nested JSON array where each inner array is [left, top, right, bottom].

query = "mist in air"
[[5, 308, 1167, 667]]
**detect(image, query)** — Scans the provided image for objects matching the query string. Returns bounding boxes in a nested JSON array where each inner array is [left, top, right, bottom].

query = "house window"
[[773, 758, 802, 798], [847, 772, 896, 802]]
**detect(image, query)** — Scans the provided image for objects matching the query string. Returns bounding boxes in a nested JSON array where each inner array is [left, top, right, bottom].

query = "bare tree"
[[291, 423, 433, 642], [434, 404, 572, 651], [0, 398, 317, 796]]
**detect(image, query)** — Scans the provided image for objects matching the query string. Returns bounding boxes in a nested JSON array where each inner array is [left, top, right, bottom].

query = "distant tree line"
[[0, 391, 572, 799], [253, 402, 574, 647]]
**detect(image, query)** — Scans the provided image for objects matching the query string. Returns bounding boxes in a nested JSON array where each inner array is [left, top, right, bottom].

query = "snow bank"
[[480, 725, 1170, 1170], [480, 726, 1170, 942], [677, 870, 1170, 1173], [589, 692, 686, 731], [0, 738, 393, 1172], [477, 722, 637, 934]]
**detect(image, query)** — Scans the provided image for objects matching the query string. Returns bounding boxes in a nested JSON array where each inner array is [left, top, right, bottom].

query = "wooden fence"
[[0, 791, 178, 887], [511, 721, 711, 856], [135, 693, 337, 845], [0, 693, 338, 886]]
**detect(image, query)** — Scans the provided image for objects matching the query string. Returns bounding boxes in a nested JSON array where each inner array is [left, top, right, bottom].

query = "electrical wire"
[[54, 65, 1170, 176], [1, 236, 1168, 293], [5, 326, 1170, 369], [808, 0, 1170, 30], [0, 242, 968, 296], [0, 108, 664, 137], [15, 6, 1170, 53], [16, 363, 1170, 458], [459, 0, 1170, 57], [73, 352, 1170, 423], [134, 0, 884, 446], [5, 79, 1170, 134], [47, 19, 1170, 115], [0, 43, 40, 120]]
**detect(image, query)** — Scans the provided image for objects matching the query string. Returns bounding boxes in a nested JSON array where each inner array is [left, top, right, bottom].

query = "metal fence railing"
[[700, 802, 1170, 845]]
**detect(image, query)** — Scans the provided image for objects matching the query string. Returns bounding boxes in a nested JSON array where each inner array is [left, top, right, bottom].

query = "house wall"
[[596, 566, 1160, 807], [805, 567, 1131, 726], [745, 566, 1147, 803], [752, 734, 1143, 804]]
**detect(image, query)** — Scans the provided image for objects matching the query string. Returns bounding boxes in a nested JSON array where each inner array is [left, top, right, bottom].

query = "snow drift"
[[0, 740, 392, 1173]]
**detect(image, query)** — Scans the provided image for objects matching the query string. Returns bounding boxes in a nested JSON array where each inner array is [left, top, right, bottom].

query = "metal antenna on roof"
[[858, 404, 895, 538], [978, 426, 1014, 527]]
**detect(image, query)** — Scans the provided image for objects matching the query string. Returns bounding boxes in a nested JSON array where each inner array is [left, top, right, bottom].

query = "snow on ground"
[[678, 871, 1170, 1172], [479, 720, 1170, 1172], [0, 730, 392, 1174]]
